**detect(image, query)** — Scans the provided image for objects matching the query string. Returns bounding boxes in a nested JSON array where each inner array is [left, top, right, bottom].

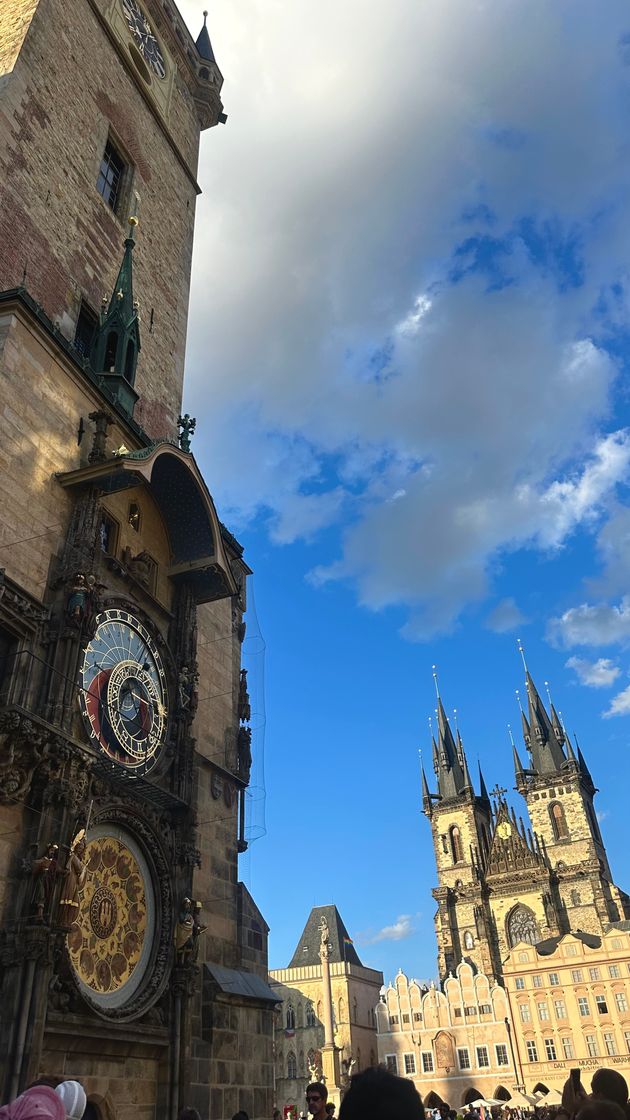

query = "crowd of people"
[[1, 1067, 629, 1120]]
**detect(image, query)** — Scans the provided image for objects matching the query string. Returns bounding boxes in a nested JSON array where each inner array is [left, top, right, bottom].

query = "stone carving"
[[58, 833, 88, 930], [174, 897, 207, 963], [238, 669, 251, 723], [30, 842, 59, 922], [65, 572, 104, 635], [319, 916, 331, 961], [123, 548, 154, 588], [88, 410, 113, 464], [237, 726, 252, 785], [0, 714, 48, 804], [177, 665, 198, 713]]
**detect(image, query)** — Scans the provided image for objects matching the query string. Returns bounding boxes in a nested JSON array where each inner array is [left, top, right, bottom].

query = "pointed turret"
[[422, 767, 433, 815], [576, 743, 596, 792], [435, 697, 466, 799], [513, 743, 525, 781], [478, 764, 490, 805], [461, 750, 474, 795], [432, 736, 439, 778], [90, 211, 141, 417], [196, 10, 216, 62], [523, 671, 566, 775], [550, 703, 565, 745]]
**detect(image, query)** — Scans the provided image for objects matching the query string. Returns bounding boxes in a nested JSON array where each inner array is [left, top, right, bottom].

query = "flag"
[[343, 937, 353, 945]]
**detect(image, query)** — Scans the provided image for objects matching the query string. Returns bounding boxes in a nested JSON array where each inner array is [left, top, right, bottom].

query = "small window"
[[565, 943, 578, 957], [421, 1052, 433, 1073], [515, 977, 525, 990], [589, 967, 601, 981], [496, 1044, 509, 1067], [386, 1055, 398, 1074], [586, 1034, 598, 1057], [99, 512, 118, 555], [537, 1002, 549, 1021], [464, 930, 475, 950], [571, 969, 583, 983], [623, 1030, 630, 1053], [413, 1012, 422, 1022], [287, 1051, 297, 1079], [390, 1015, 399, 1025], [519, 1004, 531, 1023], [476, 1046, 489, 1069], [549, 972, 559, 986], [479, 1003, 491, 1014], [604, 1032, 617, 1056], [615, 993, 628, 1013], [578, 997, 590, 1017], [526, 1041, 538, 1062], [403, 1053, 416, 1075], [533, 975, 543, 988], [549, 801, 569, 840], [286, 1005, 295, 1030], [544, 1039, 557, 1061], [97, 136, 127, 212], [554, 999, 567, 1019], [128, 502, 141, 531], [457, 1048, 470, 1070], [561, 1037, 574, 1059], [596, 995, 609, 1014], [74, 300, 98, 357], [609, 964, 621, 979]]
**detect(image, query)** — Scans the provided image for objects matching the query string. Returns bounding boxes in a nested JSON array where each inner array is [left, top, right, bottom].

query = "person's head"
[[592, 1072, 629, 1109], [178, 1110, 201, 1120], [577, 1104, 626, 1120], [326, 1107, 336, 1118], [339, 1067, 424, 1120], [306, 1085, 328, 1118], [438, 1107, 449, 1119], [232, 1112, 249, 1120], [54, 1082, 86, 1120]]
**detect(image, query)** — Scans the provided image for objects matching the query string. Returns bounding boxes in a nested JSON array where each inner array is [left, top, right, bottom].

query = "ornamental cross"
[[177, 413, 196, 453], [489, 784, 507, 800]]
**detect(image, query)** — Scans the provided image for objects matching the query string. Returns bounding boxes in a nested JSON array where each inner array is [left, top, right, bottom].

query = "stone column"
[[318, 918, 340, 1099]]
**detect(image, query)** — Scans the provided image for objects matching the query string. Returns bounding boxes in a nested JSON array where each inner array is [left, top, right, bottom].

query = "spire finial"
[[517, 638, 528, 673], [544, 680, 553, 708], [432, 665, 440, 699], [203, 9, 208, 23], [515, 688, 524, 712], [507, 723, 515, 747]]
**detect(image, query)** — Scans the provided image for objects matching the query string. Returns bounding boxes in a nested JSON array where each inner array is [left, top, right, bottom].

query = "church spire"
[[196, 10, 216, 62], [90, 207, 141, 417], [523, 668, 566, 774], [421, 766, 433, 816], [478, 763, 490, 805], [435, 695, 466, 799]]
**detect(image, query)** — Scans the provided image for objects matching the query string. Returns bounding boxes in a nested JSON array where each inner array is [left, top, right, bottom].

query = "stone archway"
[[494, 1087, 511, 1102], [463, 1088, 484, 1106], [533, 1083, 549, 1096], [425, 1092, 446, 1108]]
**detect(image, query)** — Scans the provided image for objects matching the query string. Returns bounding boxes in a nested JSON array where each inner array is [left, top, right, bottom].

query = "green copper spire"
[[90, 209, 141, 417]]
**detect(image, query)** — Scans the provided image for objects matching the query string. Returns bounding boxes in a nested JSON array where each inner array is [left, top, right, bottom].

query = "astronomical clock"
[[106, 0, 175, 117]]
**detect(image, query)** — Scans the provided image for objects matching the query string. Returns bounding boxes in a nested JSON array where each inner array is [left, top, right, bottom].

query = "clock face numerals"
[[80, 608, 168, 770], [121, 0, 166, 79]]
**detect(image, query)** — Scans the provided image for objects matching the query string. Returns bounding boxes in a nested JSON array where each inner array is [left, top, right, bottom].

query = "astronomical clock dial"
[[67, 829, 155, 1011], [79, 608, 168, 772], [121, 0, 166, 78], [496, 821, 512, 840]]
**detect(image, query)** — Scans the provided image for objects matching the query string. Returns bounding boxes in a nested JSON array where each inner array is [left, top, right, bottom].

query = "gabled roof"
[[288, 905, 363, 968], [486, 798, 545, 878]]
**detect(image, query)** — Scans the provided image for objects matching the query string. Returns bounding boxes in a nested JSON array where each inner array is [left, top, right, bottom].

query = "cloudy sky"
[[176, 0, 630, 979]]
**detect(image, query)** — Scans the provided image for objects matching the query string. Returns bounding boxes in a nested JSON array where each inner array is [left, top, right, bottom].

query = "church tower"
[[514, 668, 630, 936], [0, 3, 276, 1117]]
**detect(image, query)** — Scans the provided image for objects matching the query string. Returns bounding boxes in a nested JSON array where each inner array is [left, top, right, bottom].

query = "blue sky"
[[176, 0, 630, 980]]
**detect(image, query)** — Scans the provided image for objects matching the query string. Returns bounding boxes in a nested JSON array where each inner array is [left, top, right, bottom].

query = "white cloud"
[[175, 0, 630, 634], [596, 809, 610, 823], [363, 915, 415, 944], [565, 656, 621, 688], [485, 598, 529, 633], [549, 597, 630, 648], [604, 685, 630, 718]]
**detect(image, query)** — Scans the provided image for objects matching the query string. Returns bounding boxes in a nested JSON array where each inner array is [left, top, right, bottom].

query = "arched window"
[[306, 1003, 316, 1027], [550, 802, 569, 840], [124, 340, 135, 381], [104, 331, 118, 371], [450, 825, 464, 864], [338, 997, 345, 1023], [286, 1004, 295, 1030], [297, 1002, 304, 1028], [317, 1000, 323, 1020], [464, 930, 474, 950], [507, 905, 540, 948], [287, 1051, 297, 1079]]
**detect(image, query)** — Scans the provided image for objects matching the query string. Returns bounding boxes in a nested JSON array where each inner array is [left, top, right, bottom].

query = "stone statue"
[[177, 414, 196, 453], [126, 549, 154, 588], [237, 726, 252, 784], [66, 573, 88, 627], [178, 666, 198, 714], [174, 897, 207, 963], [58, 834, 88, 929], [319, 916, 331, 960], [238, 669, 251, 723], [30, 841, 59, 922]]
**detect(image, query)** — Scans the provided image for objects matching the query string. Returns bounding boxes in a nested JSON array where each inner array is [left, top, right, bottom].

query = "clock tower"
[[0, 3, 275, 1118]]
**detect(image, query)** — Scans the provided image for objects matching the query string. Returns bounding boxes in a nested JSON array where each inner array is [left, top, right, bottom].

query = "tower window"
[[464, 931, 474, 950], [74, 300, 98, 357], [507, 905, 540, 948], [549, 801, 569, 840], [286, 1004, 295, 1030], [449, 825, 464, 864], [97, 136, 127, 212], [287, 1051, 297, 1079]]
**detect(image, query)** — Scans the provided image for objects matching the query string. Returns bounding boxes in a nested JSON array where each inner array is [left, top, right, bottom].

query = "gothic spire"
[[196, 10, 216, 62], [421, 766, 433, 815], [478, 764, 490, 804], [435, 696, 467, 799], [90, 209, 141, 417], [513, 742, 525, 780], [522, 669, 566, 775]]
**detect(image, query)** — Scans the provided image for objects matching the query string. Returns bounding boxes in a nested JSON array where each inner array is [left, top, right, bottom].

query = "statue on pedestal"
[[30, 842, 59, 922]]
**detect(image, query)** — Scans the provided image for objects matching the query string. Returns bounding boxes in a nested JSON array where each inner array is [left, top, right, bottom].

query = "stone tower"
[[0, 3, 276, 1118], [422, 669, 630, 982]]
